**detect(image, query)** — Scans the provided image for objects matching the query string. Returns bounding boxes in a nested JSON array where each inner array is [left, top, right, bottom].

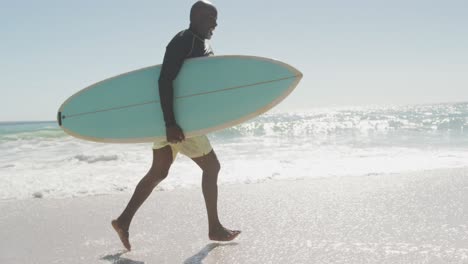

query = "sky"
[[1, 0, 467, 121]]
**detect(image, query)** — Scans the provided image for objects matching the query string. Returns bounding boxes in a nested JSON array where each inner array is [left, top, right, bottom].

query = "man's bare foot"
[[111, 219, 131, 251], [209, 226, 241, 241]]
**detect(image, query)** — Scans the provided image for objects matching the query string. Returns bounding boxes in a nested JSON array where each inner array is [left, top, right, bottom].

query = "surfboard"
[[57, 55, 302, 143]]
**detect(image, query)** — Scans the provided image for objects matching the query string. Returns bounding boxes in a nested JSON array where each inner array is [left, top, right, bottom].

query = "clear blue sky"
[[1, 0, 467, 121]]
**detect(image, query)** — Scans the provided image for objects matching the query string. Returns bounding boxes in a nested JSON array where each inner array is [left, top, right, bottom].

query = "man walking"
[[111, 1, 241, 251]]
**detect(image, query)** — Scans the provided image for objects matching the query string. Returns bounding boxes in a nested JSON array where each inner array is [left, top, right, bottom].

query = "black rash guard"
[[158, 26, 214, 127]]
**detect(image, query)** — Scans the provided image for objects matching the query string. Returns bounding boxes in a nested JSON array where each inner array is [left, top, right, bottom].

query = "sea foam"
[[1, 102, 467, 200]]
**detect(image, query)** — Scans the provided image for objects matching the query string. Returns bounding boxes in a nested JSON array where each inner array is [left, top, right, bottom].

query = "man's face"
[[196, 8, 218, 39]]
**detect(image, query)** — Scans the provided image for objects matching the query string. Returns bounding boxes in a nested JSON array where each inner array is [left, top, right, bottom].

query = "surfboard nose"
[[294, 68, 303, 79], [287, 63, 303, 80], [268, 57, 303, 80]]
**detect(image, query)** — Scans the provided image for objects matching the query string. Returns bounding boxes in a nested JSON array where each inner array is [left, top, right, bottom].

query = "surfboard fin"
[[57, 112, 62, 126]]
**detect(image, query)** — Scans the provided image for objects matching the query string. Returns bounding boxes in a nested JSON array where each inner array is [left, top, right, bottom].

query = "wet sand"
[[1, 168, 467, 263]]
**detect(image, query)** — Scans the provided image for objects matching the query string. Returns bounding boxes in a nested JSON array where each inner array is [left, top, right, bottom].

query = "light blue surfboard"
[[58, 55, 302, 143]]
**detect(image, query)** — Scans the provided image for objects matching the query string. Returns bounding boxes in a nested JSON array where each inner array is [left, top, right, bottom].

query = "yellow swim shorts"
[[152, 135, 213, 160]]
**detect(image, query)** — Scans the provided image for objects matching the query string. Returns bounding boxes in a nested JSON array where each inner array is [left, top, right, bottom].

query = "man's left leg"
[[192, 150, 241, 241]]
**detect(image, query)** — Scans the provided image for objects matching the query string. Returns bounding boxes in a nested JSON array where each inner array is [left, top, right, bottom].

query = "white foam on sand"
[[2, 134, 468, 200], [0, 168, 467, 263]]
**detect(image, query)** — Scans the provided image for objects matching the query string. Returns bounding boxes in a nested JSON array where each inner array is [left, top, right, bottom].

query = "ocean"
[[1, 102, 468, 200]]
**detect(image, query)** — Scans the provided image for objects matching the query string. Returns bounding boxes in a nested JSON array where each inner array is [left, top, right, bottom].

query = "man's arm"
[[158, 37, 190, 142], [159, 38, 189, 127]]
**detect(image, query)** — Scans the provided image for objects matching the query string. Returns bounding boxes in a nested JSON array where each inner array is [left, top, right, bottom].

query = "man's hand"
[[166, 124, 185, 143]]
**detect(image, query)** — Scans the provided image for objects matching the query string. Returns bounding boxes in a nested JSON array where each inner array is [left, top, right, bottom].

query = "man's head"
[[190, 1, 218, 39]]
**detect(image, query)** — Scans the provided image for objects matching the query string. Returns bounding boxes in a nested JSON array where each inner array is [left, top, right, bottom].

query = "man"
[[111, 1, 241, 251]]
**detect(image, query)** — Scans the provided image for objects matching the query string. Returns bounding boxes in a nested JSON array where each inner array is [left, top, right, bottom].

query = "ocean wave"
[[2, 103, 467, 143], [3, 102, 468, 200], [73, 154, 119, 164], [212, 102, 468, 139], [0, 128, 67, 142]]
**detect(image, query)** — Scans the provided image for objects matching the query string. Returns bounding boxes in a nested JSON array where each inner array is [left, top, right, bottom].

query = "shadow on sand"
[[184, 242, 239, 264], [101, 251, 145, 264]]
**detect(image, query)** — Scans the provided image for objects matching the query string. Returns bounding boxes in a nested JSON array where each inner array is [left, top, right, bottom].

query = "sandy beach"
[[1, 167, 467, 264], [2, 0, 468, 263]]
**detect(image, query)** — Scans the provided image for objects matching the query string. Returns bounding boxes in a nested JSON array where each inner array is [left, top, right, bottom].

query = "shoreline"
[[1, 168, 467, 263], [4, 166, 468, 202]]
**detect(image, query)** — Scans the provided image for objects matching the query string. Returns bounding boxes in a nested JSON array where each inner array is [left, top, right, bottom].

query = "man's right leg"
[[112, 145, 173, 251]]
